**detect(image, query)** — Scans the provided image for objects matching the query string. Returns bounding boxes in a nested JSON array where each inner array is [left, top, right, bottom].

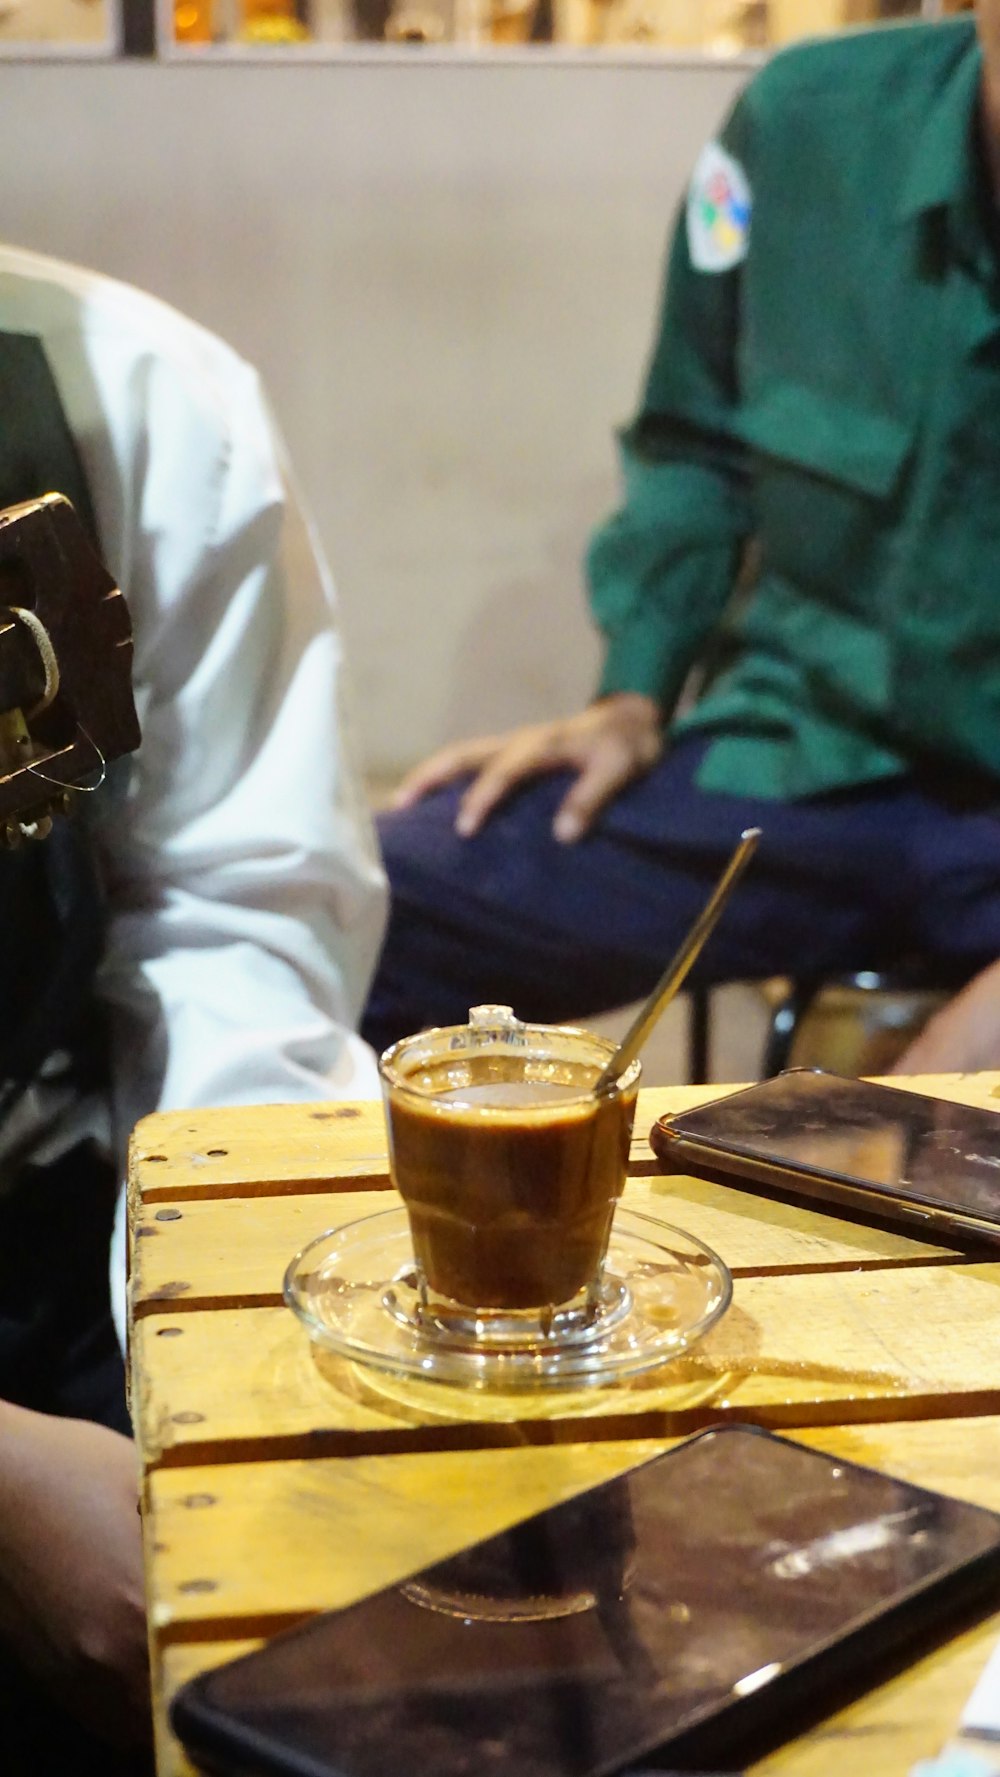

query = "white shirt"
[[0, 244, 388, 1197]]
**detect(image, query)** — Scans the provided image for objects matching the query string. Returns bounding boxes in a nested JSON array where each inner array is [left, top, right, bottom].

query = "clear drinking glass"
[[379, 1004, 640, 1349]]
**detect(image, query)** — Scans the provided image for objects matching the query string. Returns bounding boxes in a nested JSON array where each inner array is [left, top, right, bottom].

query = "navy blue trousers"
[[362, 736, 1000, 1056]]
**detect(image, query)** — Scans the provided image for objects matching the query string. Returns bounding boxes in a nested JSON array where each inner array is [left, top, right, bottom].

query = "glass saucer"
[[284, 1205, 732, 1391]]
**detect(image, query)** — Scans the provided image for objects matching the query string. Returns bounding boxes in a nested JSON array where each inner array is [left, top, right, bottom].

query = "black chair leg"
[[762, 979, 821, 1076], [688, 986, 711, 1085]]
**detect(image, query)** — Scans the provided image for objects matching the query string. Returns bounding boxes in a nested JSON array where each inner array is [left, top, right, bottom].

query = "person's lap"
[[0, 1143, 130, 1429], [363, 736, 1000, 1053]]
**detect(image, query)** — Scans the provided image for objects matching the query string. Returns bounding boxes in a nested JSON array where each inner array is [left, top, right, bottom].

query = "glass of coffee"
[[378, 1005, 640, 1350]]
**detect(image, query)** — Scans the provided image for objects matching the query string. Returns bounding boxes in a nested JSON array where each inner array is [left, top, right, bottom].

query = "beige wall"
[[0, 58, 744, 776]]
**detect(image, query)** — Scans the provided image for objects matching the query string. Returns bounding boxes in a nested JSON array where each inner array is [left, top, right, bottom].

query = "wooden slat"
[[129, 1172, 959, 1319], [144, 1439, 666, 1638], [639, 1172, 960, 1268], [126, 1086, 731, 1210], [128, 1074, 1000, 1210], [145, 1417, 1000, 1636], [126, 1085, 730, 1208], [128, 1100, 392, 1205], [131, 1190, 393, 1315], [131, 1260, 1000, 1465], [127, 1081, 794, 1212], [150, 1421, 1000, 1777]]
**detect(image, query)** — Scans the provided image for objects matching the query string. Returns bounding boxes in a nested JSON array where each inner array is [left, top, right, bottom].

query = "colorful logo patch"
[[686, 141, 752, 274]]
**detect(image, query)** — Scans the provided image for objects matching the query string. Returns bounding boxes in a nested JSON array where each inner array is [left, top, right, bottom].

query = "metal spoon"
[[593, 826, 762, 1095]]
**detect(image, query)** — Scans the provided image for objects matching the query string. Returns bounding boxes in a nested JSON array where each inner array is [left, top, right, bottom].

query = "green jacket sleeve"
[[588, 94, 755, 717]]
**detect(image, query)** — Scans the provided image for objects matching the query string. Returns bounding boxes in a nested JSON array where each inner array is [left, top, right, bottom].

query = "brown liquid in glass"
[[387, 1056, 637, 1311]]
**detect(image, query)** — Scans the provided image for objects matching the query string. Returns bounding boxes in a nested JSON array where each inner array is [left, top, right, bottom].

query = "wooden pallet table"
[[128, 1073, 1000, 1777]]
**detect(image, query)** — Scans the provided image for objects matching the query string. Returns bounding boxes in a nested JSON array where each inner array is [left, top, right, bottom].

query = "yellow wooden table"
[[128, 1074, 1000, 1777]]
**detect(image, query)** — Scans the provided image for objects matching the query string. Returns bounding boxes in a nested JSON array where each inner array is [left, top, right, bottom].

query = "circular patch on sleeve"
[[686, 141, 752, 274]]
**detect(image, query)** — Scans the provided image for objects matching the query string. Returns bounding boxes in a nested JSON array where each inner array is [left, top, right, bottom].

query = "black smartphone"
[[650, 1068, 1000, 1249], [170, 1425, 1000, 1777]]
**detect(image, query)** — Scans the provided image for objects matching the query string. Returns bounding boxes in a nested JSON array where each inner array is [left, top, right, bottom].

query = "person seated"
[[0, 242, 386, 1773], [363, 1, 1000, 1084]]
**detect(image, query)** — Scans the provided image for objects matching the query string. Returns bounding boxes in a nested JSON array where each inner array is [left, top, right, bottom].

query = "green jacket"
[[587, 16, 1000, 799]]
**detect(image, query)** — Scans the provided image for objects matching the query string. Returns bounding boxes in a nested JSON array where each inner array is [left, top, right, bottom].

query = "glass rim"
[[378, 1017, 641, 1107]]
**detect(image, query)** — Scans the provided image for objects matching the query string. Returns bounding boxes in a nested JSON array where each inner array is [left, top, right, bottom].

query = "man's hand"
[[0, 1403, 151, 1749], [390, 693, 664, 843]]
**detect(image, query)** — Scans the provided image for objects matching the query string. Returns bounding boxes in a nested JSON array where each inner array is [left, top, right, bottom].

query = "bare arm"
[[0, 1402, 150, 1749], [893, 960, 1000, 1076]]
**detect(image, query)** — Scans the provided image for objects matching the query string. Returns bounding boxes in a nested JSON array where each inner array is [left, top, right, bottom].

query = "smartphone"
[[650, 1068, 1000, 1249], [170, 1425, 1000, 1777]]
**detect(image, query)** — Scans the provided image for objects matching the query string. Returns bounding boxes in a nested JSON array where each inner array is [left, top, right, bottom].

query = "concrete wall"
[[0, 57, 744, 775]]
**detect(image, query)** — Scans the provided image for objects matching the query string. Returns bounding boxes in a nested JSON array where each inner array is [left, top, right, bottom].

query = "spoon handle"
[[593, 826, 762, 1095]]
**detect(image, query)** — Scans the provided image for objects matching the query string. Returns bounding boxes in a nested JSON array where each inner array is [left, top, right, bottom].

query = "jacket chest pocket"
[[738, 379, 912, 602]]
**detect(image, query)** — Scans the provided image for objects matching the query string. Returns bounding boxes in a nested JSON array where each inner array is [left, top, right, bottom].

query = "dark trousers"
[[0, 1142, 151, 1777], [362, 735, 1000, 1055]]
